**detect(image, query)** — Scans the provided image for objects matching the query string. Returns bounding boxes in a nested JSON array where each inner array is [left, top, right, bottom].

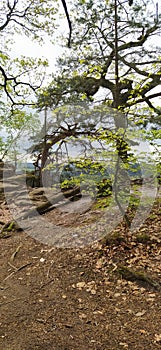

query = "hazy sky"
[[10, 7, 69, 79], [11, 35, 64, 73]]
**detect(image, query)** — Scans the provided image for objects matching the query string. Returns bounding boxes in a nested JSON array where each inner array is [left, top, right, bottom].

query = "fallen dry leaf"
[[76, 281, 86, 289], [154, 334, 161, 343], [135, 310, 146, 317]]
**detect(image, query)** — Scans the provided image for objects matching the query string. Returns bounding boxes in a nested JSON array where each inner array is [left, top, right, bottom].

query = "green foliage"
[[60, 158, 112, 197]]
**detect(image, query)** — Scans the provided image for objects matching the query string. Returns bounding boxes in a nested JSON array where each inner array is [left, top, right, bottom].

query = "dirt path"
[[0, 194, 161, 349]]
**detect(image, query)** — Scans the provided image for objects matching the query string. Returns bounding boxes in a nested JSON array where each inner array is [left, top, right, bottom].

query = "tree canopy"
[[33, 0, 161, 172], [43, 0, 161, 125], [0, 0, 60, 122], [0, 0, 160, 171]]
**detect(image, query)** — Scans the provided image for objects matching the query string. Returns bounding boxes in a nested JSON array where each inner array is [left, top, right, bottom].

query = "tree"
[[0, 0, 75, 162], [49, 0, 161, 125], [29, 103, 114, 185], [0, 0, 59, 123], [30, 0, 161, 226], [35, 0, 161, 171]]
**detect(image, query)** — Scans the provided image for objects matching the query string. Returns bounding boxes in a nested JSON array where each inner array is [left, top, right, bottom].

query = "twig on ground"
[[47, 260, 54, 278], [0, 262, 32, 285], [10, 243, 23, 261]]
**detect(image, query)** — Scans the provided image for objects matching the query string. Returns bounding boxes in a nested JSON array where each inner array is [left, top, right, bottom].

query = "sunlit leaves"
[[0, 55, 49, 112]]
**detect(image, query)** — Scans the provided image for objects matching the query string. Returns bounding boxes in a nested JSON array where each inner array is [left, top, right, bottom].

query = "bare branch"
[[61, 0, 72, 47], [128, 92, 161, 110], [0, 64, 40, 107], [0, 0, 18, 31]]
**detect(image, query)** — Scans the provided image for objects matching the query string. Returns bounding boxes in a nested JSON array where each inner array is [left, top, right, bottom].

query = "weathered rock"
[[17, 186, 82, 218], [15, 199, 32, 207], [2, 173, 40, 187], [0, 181, 21, 193], [29, 187, 45, 196]]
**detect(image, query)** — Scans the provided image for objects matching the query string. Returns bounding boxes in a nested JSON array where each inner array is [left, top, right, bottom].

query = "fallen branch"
[[0, 262, 32, 286]]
